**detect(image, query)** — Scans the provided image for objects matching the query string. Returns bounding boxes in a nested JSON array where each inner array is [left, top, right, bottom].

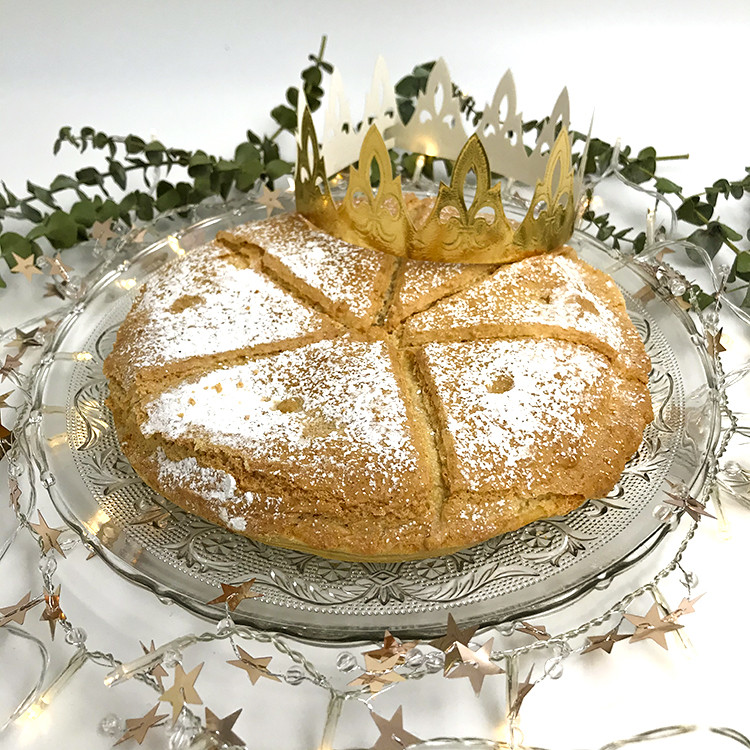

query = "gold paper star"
[[29, 512, 66, 557], [581, 627, 630, 655], [0, 419, 12, 461], [654, 246, 676, 261], [0, 591, 42, 628], [91, 219, 116, 244], [40, 585, 65, 639], [227, 646, 279, 685], [132, 227, 148, 243], [159, 662, 204, 722], [348, 654, 405, 693], [114, 704, 168, 746], [129, 506, 171, 528], [364, 629, 419, 663], [428, 614, 478, 671], [517, 621, 551, 641], [707, 329, 726, 357], [370, 706, 422, 750], [205, 707, 244, 747], [5, 327, 43, 352], [207, 579, 261, 611], [8, 476, 21, 510], [10, 253, 42, 282], [43, 281, 65, 300], [0, 353, 23, 382], [670, 593, 705, 618], [509, 666, 535, 715], [624, 603, 683, 650], [664, 491, 716, 522], [634, 284, 657, 304], [256, 185, 284, 218], [446, 639, 504, 695], [39, 317, 59, 336], [140, 640, 169, 690], [45, 253, 72, 279], [0, 390, 12, 409]]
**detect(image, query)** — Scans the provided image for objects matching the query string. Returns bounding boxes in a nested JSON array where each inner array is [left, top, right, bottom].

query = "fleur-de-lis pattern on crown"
[[296, 102, 578, 263]]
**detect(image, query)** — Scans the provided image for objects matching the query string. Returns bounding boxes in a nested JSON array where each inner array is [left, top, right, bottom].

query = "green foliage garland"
[[1, 38, 749, 307]]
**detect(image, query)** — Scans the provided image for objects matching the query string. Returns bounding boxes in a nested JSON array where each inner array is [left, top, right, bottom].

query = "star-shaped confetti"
[[5, 327, 43, 352], [227, 646, 280, 685], [446, 639, 504, 695], [348, 654, 405, 694], [140, 640, 169, 690], [581, 626, 630, 655], [707, 329, 727, 357], [370, 706, 422, 750], [428, 614, 478, 671], [634, 284, 657, 304], [43, 281, 65, 300], [0, 591, 43, 628], [256, 185, 284, 218], [10, 252, 42, 282], [114, 704, 168, 746], [159, 662, 204, 723], [624, 603, 683, 650], [29, 512, 67, 557], [364, 630, 419, 663], [664, 491, 716, 522], [0, 419, 12, 461], [0, 353, 23, 382], [40, 585, 65, 639], [509, 666, 535, 715], [44, 253, 73, 279], [205, 707, 244, 747], [207, 579, 261, 612], [669, 593, 704, 619], [8, 476, 21, 511], [39, 317, 59, 336], [91, 219, 116, 244], [516, 621, 551, 641], [129, 506, 171, 528]]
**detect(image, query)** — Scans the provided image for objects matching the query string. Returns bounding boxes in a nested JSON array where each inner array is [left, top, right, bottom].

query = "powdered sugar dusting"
[[143, 336, 420, 498], [228, 214, 389, 324], [155, 448, 281, 526], [408, 253, 627, 355], [422, 338, 608, 493], [120, 241, 330, 372]]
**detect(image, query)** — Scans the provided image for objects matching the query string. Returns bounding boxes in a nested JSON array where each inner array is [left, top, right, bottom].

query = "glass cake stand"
[[26, 193, 723, 641]]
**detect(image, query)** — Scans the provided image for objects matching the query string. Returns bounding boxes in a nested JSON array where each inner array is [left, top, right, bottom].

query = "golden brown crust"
[[106, 214, 653, 561]]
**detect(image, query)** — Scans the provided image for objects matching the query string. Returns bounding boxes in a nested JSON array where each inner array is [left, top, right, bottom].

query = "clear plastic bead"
[[404, 648, 424, 669], [544, 656, 563, 680], [99, 713, 125, 736], [594, 577, 612, 590], [216, 617, 234, 634], [65, 627, 87, 646], [285, 666, 306, 685], [425, 651, 445, 673], [58, 530, 80, 552], [652, 504, 673, 522], [723, 460, 743, 478], [703, 308, 720, 334], [498, 622, 515, 637], [335, 651, 357, 672], [39, 471, 56, 488], [669, 278, 687, 297], [162, 648, 182, 668], [38, 555, 57, 577]]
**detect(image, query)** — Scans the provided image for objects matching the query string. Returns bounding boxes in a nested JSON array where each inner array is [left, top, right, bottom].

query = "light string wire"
[[0, 189, 747, 748]]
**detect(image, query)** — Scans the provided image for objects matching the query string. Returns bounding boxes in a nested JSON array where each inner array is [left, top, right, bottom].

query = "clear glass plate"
[[28, 195, 722, 641]]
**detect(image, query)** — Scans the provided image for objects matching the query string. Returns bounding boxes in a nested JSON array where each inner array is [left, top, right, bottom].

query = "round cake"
[[103, 211, 653, 561]]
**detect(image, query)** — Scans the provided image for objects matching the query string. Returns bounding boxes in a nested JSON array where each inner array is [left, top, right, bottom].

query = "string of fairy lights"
[[1, 185, 749, 748]]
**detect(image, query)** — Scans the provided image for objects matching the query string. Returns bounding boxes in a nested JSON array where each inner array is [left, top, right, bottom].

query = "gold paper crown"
[[295, 63, 584, 264]]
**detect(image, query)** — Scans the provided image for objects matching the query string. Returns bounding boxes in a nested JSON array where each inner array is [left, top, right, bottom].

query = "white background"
[[1, 1, 750, 748]]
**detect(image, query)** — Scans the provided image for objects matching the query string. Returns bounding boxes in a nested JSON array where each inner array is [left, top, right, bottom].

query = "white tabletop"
[[1, 2, 750, 748]]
